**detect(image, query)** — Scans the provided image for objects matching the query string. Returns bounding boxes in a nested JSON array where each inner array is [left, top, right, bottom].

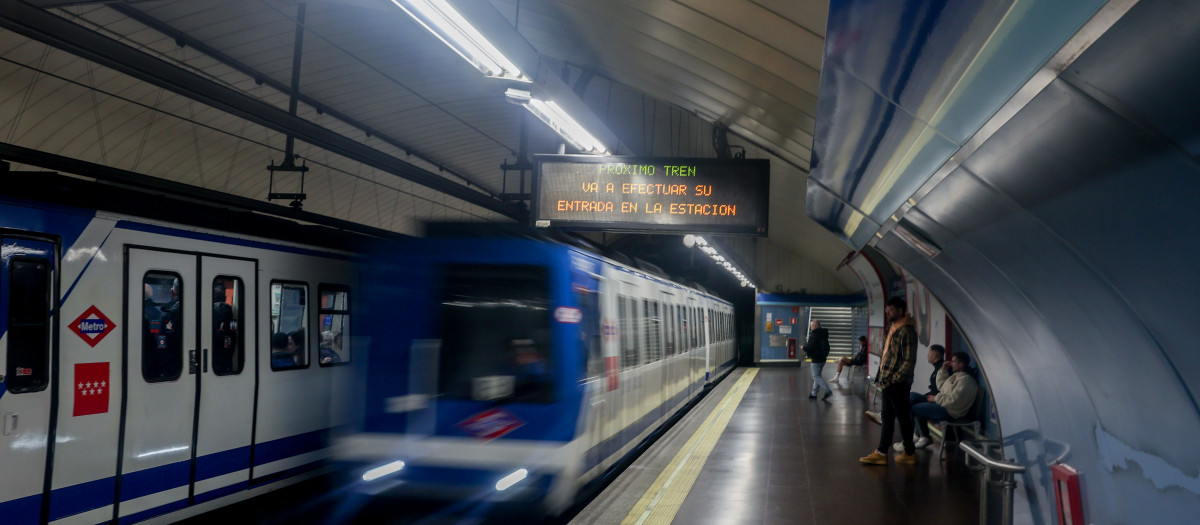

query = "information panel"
[[532, 155, 769, 235]]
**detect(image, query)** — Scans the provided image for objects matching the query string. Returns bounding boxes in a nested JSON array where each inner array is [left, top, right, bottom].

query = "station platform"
[[180, 366, 981, 524], [571, 367, 981, 524]]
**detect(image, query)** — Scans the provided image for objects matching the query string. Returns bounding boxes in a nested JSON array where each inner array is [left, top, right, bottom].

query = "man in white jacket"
[[906, 351, 978, 449]]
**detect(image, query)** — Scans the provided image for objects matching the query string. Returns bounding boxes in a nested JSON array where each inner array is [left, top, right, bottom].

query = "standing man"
[[860, 296, 919, 465], [804, 320, 832, 399]]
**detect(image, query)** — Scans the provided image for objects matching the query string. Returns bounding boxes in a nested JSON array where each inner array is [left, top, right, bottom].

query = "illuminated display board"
[[532, 155, 769, 235]]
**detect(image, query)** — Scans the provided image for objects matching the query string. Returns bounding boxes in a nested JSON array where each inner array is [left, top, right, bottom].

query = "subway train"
[[0, 176, 367, 524], [0, 175, 737, 522], [338, 234, 736, 515]]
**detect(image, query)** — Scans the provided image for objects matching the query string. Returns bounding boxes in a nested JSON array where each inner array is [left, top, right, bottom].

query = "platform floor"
[[571, 366, 981, 525], [180, 366, 981, 524]]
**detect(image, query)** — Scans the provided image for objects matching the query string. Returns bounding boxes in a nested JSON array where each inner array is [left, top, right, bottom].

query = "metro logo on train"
[[457, 408, 524, 441], [69, 305, 117, 347]]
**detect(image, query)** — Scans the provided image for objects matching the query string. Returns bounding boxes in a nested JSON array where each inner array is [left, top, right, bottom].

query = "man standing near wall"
[[860, 296, 919, 465], [804, 320, 832, 399]]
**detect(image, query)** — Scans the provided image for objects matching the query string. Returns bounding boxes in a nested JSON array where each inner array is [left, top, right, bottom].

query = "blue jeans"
[[909, 391, 926, 407], [911, 402, 952, 437], [810, 362, 830, 395]]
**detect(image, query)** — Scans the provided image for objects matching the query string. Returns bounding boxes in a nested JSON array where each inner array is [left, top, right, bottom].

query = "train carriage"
[[341, 235, 735, 515], [0, 177, 363, 525]]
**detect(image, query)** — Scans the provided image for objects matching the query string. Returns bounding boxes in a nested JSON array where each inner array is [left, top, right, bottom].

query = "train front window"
[[436, 264, 552, 403]]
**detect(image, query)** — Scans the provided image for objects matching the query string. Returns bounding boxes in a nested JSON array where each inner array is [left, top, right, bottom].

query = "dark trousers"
[[878, 383, 915, 454]]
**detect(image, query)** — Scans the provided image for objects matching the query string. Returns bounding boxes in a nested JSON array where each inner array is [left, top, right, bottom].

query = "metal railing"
[[960, 440, 1026, 525]]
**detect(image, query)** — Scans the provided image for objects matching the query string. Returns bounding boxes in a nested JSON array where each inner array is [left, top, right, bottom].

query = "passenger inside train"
[[319, 331, 343, 364], [212, 279, 240, 374], [142, 274, 183, 382], [270, 332, 294, 369]]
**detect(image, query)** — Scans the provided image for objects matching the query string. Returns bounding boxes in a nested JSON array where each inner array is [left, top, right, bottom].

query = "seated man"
[[908, 344, 945, 407], [904, 351, 979, 449], [832, 335, 869, 382]]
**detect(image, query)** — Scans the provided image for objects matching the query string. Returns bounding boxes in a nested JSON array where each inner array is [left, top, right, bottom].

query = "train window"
[[682, 306, 689, 351], [630, 298, 642, 366], [681, 306, 688, 352], [435, 264, 552, 403], [577, 287, 601, 382], [619, 295, 635, 369], [665, 304, 676, 357], [700, 306, 710, 345], [642, 300, 657, 362], [7, 258, 50, 393], [318, 285, 350, 366], [691, 307, 699, 348], [211, 276, 244, 376], [143, 272, 184, 383], [270, 282, 308, 370]]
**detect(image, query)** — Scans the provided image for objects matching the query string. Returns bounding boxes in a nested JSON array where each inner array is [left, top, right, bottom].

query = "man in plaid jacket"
[[860, 296, 919, 465]]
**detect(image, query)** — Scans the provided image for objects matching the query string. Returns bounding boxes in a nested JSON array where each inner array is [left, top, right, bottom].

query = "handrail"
[[960, 439, 1024, 525], [959, 440, 1026, 473]]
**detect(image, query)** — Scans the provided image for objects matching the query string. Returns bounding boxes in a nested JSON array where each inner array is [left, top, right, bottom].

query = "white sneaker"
[[831, 375, 840, 382], [892, 441, 905, 452], [914, 436, 933, 449]]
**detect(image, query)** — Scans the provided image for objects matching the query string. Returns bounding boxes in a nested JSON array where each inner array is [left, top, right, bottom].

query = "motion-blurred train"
[[0, 174, 735, 523], [339, 234, 736, 515], [0, 175, 365, 524]]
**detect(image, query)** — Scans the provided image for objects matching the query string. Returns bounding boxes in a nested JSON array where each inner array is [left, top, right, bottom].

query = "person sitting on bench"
[[832, 335, 869, 382], [899, 351, 978, 450]]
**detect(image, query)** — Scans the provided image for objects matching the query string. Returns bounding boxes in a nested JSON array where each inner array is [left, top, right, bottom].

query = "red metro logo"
[[70, 305, 117, 347]]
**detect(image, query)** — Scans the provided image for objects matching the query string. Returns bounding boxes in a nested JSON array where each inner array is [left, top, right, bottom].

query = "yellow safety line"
[[622, 368, 758, 525]]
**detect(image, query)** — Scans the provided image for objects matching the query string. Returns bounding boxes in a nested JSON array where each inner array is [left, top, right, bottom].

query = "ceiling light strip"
[[507, 89, 608, 155], [392, 0, 527, 81], [686, 235, 755, 288]]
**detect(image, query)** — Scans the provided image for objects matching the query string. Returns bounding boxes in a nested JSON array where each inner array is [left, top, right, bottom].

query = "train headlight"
[[495, 468, 528, 491], [362, 460, 406, 482]]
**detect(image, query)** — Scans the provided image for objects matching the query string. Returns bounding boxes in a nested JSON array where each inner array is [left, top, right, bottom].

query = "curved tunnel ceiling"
[[0, 0, 857, 295]]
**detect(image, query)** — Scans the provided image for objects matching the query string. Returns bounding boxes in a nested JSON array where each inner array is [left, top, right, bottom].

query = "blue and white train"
[[0, 174, 737, 523], [0, 176, 365, 524], [339, 235, 736, 515]]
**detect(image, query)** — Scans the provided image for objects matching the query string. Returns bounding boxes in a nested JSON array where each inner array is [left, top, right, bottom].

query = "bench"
[[931, 389, 986, 461]]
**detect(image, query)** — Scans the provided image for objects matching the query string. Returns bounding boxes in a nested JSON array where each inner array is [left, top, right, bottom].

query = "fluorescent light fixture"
[[506, 89, 608, 154], [362, 460, 406, 482], [392, 0, 528, 81], [893, 223, 941, 258], [495, 468, 528, 491], [685, 234, 756, 289]]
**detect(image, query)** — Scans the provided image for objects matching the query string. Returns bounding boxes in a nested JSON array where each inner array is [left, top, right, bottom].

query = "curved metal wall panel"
[[810, 0, 1107, 248], [872, 1, 1200, 522]]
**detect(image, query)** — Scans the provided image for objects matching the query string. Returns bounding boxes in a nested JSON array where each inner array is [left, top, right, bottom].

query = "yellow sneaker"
[[894, 451, 917, 464], [859, 450, 888, 465]]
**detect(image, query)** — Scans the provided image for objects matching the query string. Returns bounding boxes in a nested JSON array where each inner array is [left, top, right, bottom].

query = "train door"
[[194, 256, 255, 502], [0, 237, 56, 523], [121, 248, 256, 519]]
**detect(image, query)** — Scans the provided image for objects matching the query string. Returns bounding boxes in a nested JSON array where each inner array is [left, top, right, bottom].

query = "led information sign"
[[532, 155, 769, 235]]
